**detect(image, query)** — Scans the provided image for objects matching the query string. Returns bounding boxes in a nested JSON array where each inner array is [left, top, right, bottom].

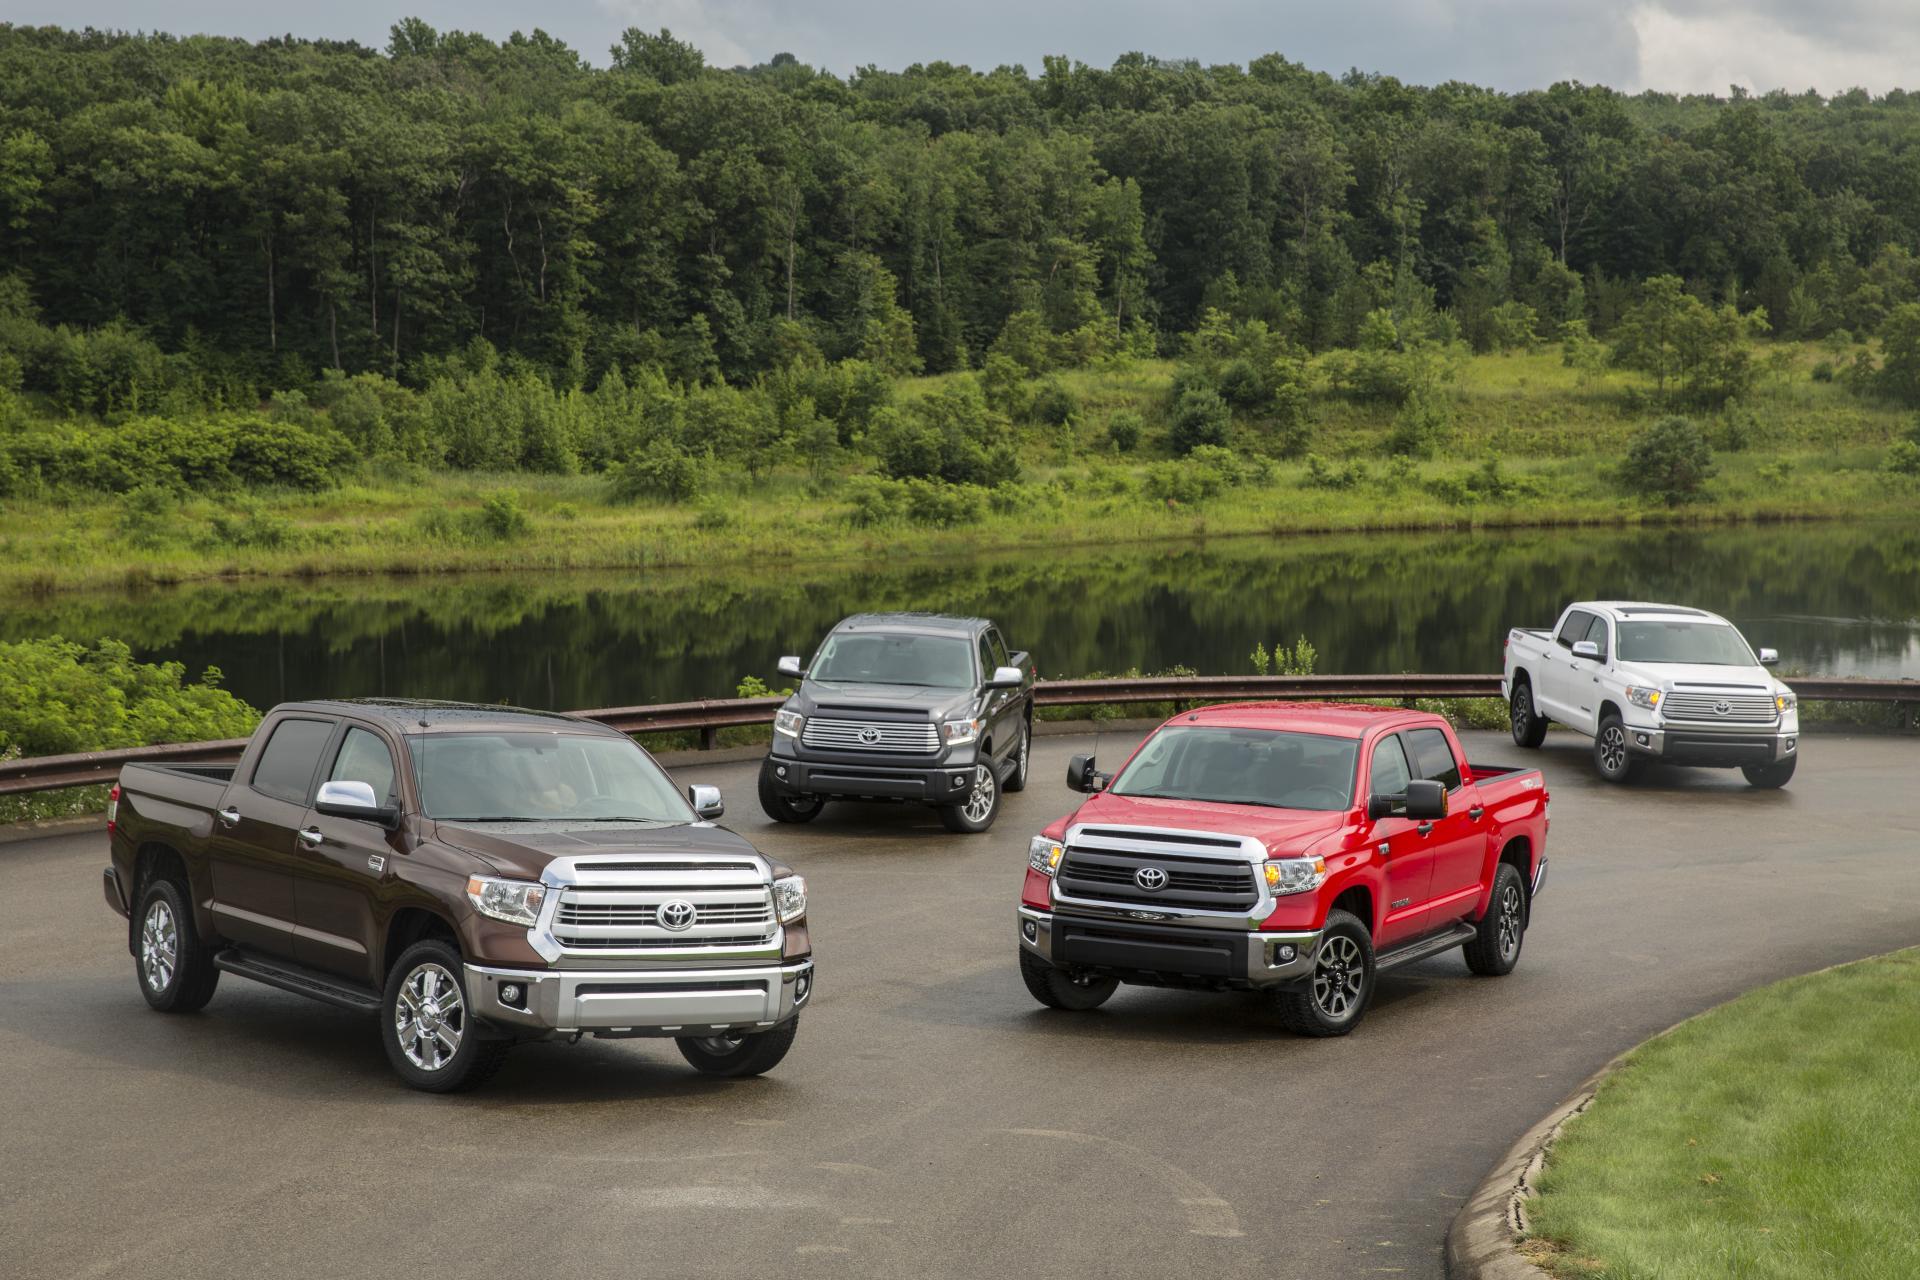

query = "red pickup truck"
[[1016, 702, 1549, 1035]]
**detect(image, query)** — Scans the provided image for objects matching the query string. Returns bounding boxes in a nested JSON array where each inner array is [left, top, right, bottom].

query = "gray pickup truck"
[[103, 698, 813, 1092], [759, 613, 1035, 833]]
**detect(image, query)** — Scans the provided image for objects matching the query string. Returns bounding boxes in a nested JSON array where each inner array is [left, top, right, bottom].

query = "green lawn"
[[1526, 947, 1920, 1278]]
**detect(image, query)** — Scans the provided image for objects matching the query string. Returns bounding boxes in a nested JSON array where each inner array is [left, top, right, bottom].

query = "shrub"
[[205, 503, 297, 549], [843, 474, 907, 526], [1302, 453, 1365, 490], [225, 418, 352, 490], [1030, 380, 1078, 427], [1215, 358, 1269, 411], [114, 483, 183, 549], [1810, 360, 1836, 383], [1385, 390, 1450, 458], [693, 497, 736, 530], [1884, 439, 1920, 478], [1623, 415, 1715, 506], [1249, 636, 1318, 676], [901, 478, 988, 526], [608, 442, 706, 503], [1106, 411, 1143, 453], [1167, 386, 1231, 455], [1144, 445, 1251, 505], [0, 637, 260, 757], [475, 491, 531, 541], [872, 377, 1017, 486]]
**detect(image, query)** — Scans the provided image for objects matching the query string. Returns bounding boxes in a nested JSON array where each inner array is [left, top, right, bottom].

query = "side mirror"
[[1758, 648, 1779, 666], [985, 664, 1024, 690], [776, 655, 804, 680], [1570, 640, 1601, 661], [1066, 754, 1106, 793], [687, 785, 724, 820], [315, 779, 400, 827], [1367, 779, 1448, 821]]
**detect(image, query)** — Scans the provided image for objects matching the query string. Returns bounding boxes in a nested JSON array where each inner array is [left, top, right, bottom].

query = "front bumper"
[[1018, 906, 1321, 990], [1624, 723, 1797, 765], [763, 751, 979, 803], [465, 959, 813, 1039]]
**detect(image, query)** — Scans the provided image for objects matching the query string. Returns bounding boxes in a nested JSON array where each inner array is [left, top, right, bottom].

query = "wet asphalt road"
[[4, 729, 1919, 1280]]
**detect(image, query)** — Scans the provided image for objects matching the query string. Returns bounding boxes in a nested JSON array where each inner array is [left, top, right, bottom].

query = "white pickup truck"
[[1503, 601, 1800, 787]]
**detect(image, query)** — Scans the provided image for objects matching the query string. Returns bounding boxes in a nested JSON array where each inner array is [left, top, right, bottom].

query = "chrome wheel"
[[962, 765, 996, 824], [394, 962, 465, 1071], [140, 900, 178, 992], [1312, 935, 1365, 1020], [1598, 724, 1628, 774], [1496, 882, 1523, 960], [1016, 726, 1030, 785]]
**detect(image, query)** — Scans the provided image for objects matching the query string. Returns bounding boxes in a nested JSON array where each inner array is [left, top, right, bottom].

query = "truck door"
[[294, 724, 404, 984], [208, 715, 335, 957], [1365, 733, 1436, 948], [1538, 609, 1597, 724], [1403, 727, 1488, 926], [979, 630, 1015, 770]]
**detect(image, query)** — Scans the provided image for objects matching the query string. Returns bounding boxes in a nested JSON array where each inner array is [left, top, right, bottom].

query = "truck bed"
[[118, 761, 235, 807]]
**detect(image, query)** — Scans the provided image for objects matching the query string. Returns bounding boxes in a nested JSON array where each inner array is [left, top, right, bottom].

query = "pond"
[[7, 520, 1918, 713]]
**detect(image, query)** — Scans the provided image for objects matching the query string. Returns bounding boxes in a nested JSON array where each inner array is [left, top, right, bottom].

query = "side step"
[[1374, 922, 1478, 974], [213, 948, 382, 1014]]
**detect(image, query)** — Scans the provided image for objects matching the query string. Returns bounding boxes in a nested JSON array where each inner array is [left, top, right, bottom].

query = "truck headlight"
[[773, 874, 807, 923], [1028, 836, 1065, 876], [1264, 857, 1327, 897], [466, 875, 547, 926], [942, 718, 980, 746], [1776, 692, 1796, 712], [1625, 686, 1662, 710], [774, 709, 805, 738]]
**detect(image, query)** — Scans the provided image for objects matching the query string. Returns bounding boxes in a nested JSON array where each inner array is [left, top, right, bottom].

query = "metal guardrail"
[[2, 673, 1913, 797]]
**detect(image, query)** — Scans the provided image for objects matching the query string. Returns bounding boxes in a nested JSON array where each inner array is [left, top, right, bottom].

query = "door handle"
[[1469, 806, 1485, 820], [1376, 841, 1390, 860], [1417, 821, 1434, 836], [297, 827, 324, 848], [218, 807, 240, 828]]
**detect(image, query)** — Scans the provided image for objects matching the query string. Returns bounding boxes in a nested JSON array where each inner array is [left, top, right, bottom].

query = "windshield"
[[1109, 726, 1360, 812], [1616, 621, 1757, 666], [808, 632, 975, 688], [410, 731, 693, 823]]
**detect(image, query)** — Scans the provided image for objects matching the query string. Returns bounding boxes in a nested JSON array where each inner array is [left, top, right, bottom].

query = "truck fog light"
[[499, 982, 526, 1007], [775, 764, 788, 779], [1785, 738, 1796, 752], [1634, 732, 1651, 747], [1275, 944, 1297, 964], [951, 774, 967, 789], [1022, 920, 1038, 943], [795, 972, 812, 1005]]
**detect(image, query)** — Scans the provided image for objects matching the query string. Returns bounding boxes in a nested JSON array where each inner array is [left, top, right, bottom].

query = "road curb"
[[0, 812, 105, 845]]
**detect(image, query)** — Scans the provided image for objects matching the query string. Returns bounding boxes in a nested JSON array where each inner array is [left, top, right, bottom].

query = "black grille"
[[560, 933, 773, 950], [1057, 848, 1257, 910]]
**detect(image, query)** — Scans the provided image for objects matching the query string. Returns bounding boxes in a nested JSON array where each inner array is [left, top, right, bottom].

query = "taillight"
[[106, 784, 120, 833]]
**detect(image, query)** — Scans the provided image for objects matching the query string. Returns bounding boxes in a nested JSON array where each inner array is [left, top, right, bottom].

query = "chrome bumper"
[[1531, 856, 1548, 898], [1018, 906, 1321, 988], [465, 960, 813, 1038]]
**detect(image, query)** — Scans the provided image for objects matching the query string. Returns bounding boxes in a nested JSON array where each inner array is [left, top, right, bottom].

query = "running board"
[[213, 948, 382, 1014], [1374, 923, 1478, 974]]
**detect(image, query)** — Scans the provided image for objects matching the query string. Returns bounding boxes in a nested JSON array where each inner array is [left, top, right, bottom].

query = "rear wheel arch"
[[1497, 837, 1533, 919], [130, 842, 192, 955]]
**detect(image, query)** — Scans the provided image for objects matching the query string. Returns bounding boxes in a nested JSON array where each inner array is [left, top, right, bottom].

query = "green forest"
[[2, 21, 1920, 592]]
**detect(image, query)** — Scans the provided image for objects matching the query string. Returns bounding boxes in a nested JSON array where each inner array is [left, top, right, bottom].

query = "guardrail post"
[[700, 725, 718, 751]]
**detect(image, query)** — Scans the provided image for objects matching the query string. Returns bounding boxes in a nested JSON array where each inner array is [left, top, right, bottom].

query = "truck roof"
[[274, 699, 617, 737], [830, 612, 990, 637], [1164, 701, 1431, 740], [1576, 601, 1727, 623]]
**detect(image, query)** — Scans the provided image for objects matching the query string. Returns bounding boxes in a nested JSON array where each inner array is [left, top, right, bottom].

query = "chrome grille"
[[546, 857, 775, 955], [1662, 692, 1778, 723], [557, 901, 773, 927], [801, 718, 940, 753]]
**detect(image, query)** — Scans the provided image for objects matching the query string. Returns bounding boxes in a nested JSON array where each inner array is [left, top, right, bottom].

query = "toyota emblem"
[[1713, 700, 1733, 716], [1134, 866, 1169, 892], [656, 899, 697, 931], [858, 726, 882, 744]]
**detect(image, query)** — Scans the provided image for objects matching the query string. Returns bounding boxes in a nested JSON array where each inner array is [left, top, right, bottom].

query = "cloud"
[[1628, 1, 1920, 94]]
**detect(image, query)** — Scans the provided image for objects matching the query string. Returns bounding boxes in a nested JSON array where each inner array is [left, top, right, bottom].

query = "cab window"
[[1556, 610, 1596, 649], [329, 727, 398, 806], [1405, 727, 1463, 792], [976, 634, 995, 681], [1582, 614, 1611, 661], [251, 717, 335, 804], [1370, 735, 1413, 796], [987, 629, 1011, 672]]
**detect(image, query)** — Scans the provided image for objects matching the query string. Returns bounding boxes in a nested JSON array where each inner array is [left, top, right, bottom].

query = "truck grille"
[[1057, 841, 1259, 912], [547, 857, 775, 956], [801, 718, 940, 753], [1662, 692, 1777, 723]]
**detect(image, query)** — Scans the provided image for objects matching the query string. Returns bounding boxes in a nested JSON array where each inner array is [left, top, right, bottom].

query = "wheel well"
[[1499, 838, 1534, 918], [1597, 698, 1623, 725], [383, 908, 459, 976], [133, 842, 188, 897], [1511, 668, 1531, 691], [1331, 885, 1375, 936]]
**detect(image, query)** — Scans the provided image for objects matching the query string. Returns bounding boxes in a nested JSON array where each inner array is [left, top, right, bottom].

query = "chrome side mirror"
[[985, 664, 1024, 690], [315, 779, 400, 827], [1758, 648, 1779, 666], [1570, 640, 1601, 661], [688, 784, 725, 820], [776, 655, 804, 679]]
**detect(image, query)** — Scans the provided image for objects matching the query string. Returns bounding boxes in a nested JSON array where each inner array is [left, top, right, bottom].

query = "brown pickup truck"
[[103, 699, 813, 1092]]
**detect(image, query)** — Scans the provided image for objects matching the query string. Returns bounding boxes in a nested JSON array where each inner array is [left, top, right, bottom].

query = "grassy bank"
[[3, 345, 1916, 598], [1525, 948, 1920, 1278]]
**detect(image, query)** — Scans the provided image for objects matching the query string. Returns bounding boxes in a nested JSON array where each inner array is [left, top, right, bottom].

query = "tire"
[[1593, 713, 1639, 784], [1274, 909, 1375, 1037], [1018, 948, 1119, 1011], [380, 940, 510, 1093], [939, 762, 1001, 833], [1742, 756, 1797, 789], [1509, 678, 1548, 749], [676, 1018, 799, 1078], [758, 764, 823, 824], [1463, 863, 1527, 976], [134, 877, 220, 1013], [1003, 717, 1032, 793]]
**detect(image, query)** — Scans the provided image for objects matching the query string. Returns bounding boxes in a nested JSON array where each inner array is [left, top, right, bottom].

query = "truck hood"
[[793, 680, 972, 717], [1617, 661, 1775, 691], [1066, 790, 1349, 859], [429, 820, 766, 882]]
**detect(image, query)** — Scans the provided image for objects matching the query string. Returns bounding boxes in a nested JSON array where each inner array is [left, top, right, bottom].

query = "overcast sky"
[[8, 0, 1920, 96]]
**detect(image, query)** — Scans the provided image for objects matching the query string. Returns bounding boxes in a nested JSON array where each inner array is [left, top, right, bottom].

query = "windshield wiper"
[[440, 815, 543, 823], [566, 816, 673, 823]]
